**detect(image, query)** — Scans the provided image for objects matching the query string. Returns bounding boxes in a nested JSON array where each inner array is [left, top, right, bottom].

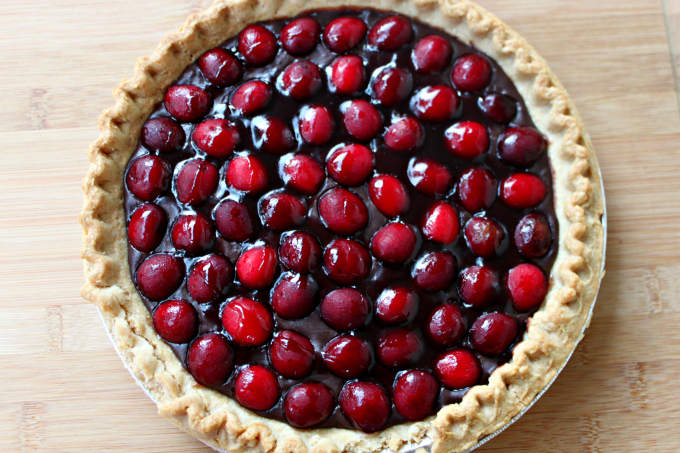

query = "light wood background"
[[2, 0, 680, 451]]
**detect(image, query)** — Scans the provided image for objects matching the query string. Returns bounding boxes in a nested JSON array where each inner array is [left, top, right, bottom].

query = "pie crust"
[[79, 0, 605, 452]]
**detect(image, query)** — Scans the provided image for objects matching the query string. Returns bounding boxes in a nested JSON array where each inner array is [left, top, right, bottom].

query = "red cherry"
[[342, 100, 382, 142], [284, 382, 335, 428], [411, 85, 460, 123], [279, 231, 322, 274], [192, 119, 240, 159], [236, 245, 278, 289], [470, 313, 518, 356], [370, 222, 417, 266], [323, 335, 372, 378], [339, 382, 390, 433], [281, 18, 321, 55], [434, 348, 481, 389], [451, 54, 492, 92], [500, 173, 547, 209], [222, 297, 274, 347], [507, 263, 549, 312], [188, 254, 234, 303], [426, 304, 465, 346], [175, 159, 219, 206], [479, 93, 517, 124], [136, 254, 185, 301], [258, 192, 306, 232], [281, 154, 325, 195], [164, 85, 212, 123], [464, 217, 505, 258], [376, 327, 423, 368], [515, 213, 552, 258], [271, 273, 318, 319], [372, 67, 413, 106], [126, 155, 171, 201], [318, 188, 369, 236], [407, 158, 453, 197], [323, 238, 372, 286], [171, 213, 215, 255], [458, 265, 499, 308], [368, 175, 410, 218], [282, 60, 322, 100], [231, 80, 272, 116], [187, 333, 233, 386], [226, 154, 268, 194], [329, 55, 366, 95], [412, 35, 452, 74], [238, 25, 277, 66], [498, 126, 547, 168], [198, 48, 243, 87], [320, 288, 371, 331], [299, 105, 334, 145], [375, 285, 418, 325], [214, 199, 257, 242], [445, 121, 489, 159], [421, 201, 459, 245], [412, 251, 457, 292], [234, 365, 280, 411], [153, 300, 198, 343], [252, 116, 296, 155], [384, 116, 424, 152], [128, 203, 167, 252], [458, 167, 497, 213], [142, 117, 185, 153], [324, 17, 367, 53], [393, 370, 439, 421], [270, 330, 315, 379], [368, 16, 413, 51], [327, 144, 374, 186]]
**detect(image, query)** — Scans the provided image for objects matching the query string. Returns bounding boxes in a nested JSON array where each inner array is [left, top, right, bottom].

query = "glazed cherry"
[[372, 67, 413, 106], [410, 85, 460, 123], [175, 159, 219, 206], [339, 382, 390, 433], [384, 116, 424, 152], [412, 35, 452, 74], [329, 55, 365, 95], [142, 117, 185, 153], [327, 144, 374, 186], [153, 300, 198, 344], [136, 254, 185, 301], [231, 80, 272, 116], [421, 201, 459, 245], [368, 175, 410, 218], [323, 238, 372, 286], [370, 222, 417, 266], [426, 303, 465, 346], [480, 93, 517, 124], [128, 203, 167, 253], [281, 154, 325, 195], [342, 100, 382, 142], [412, 251, 457, 292], [458, 266, 499, 308], [324, 17, 367, 53], [192, 119, 240, 159], [258, 192, 306, 232], [187, 333, 233, 386], [222, 297, 274, 347], [500, 173, 547, 209], [235, 244, 278, 289], [281, 60, 322, 100], [469, 313, 519, 356], [164, 85, 212, 123], [279, 231, 322, 274], [234, 365, 280, 411], [252, 116, 296, 155], [226, 154, 268, 194], [271, 273, 318, 319], [458, 167, 497, 213], [126, 155, 171, 201], [281, 17, 321, 55], [445, 121, 489, 159], [465, 217, 505, 258], [238, 25, 277, 67], [368, 16, 413, 51], [376, 327, 424, 368], [171, 213, 215, 255], [323, 335, 372, 378], [451, 54, 492, 92], [318, 188, 369, 235], [515, 212, 552, 258], [320, 288, 371, 331], [434, 348, 482, 389], [498, 126, 547, 168], [507, 263, 549, 312], [407, 158, 453, 198], [299, 105, 334, 145], [375, 285, 418, 325], [393, 370, 439, 421], [188, 254, 234, 303], [198, 48, 243, 87], [214, 199, 257, 242], [284, 382, 335, 428], [269, 330, 315, 378]]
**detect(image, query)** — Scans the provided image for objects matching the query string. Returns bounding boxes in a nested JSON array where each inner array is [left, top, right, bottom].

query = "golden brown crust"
[[80, 0, 605, 452]]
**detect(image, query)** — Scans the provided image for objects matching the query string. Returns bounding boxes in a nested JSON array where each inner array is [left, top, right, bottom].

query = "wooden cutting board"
[[2, 0, 679, 451]]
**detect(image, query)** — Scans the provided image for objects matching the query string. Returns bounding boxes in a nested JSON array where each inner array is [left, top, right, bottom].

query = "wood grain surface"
[[2, 0, 680, 451]]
